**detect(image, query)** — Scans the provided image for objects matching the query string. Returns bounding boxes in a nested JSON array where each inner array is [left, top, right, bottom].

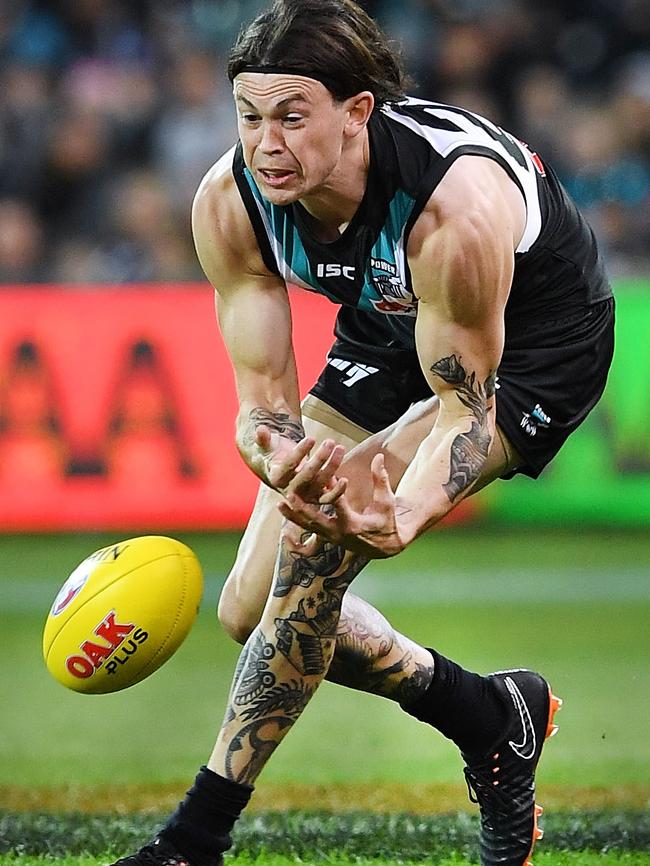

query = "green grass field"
[[2, 528, 649, 864], [5, 857, 650, 866]]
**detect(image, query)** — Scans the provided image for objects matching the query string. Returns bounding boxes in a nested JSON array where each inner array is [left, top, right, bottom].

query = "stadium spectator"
[[152, 50, 237, 213], [0, 199, 46, 283], [0, 0, 648, 282], [34, 106, 112, 240]]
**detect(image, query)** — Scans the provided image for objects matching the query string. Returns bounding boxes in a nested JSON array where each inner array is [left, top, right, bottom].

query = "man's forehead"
[[234, 72, 330, 105]]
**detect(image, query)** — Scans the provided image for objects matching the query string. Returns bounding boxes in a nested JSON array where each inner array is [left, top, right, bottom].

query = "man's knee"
[[217, 570, 261, 645]]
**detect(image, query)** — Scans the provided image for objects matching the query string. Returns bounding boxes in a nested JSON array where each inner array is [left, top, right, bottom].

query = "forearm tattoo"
[[430, 354, 496, 502], [244, 407, 305, 447]]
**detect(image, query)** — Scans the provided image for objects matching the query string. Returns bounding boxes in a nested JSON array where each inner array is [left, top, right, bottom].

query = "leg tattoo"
[[327, 593, 435, 704], [225, 715, 293, 784], [212, 540, 368, 784]]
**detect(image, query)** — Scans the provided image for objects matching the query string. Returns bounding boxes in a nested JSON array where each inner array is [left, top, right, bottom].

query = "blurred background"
[[0, 0, 649, 799], [1, 0, 649, 529], [1, 0, 649, 285]]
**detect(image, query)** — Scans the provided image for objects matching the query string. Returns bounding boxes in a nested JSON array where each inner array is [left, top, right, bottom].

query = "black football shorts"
[[308, 297, 615, 479]]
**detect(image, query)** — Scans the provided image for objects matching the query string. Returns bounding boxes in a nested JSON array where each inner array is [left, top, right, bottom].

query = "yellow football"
[[43, 535, 203, 694]]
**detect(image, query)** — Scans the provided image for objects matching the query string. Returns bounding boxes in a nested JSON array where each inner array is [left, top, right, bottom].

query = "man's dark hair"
[[227, 0, 408, 107]]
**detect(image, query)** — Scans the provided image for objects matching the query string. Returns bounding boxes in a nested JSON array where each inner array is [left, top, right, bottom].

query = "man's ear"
[[344, 91, 375, 137]]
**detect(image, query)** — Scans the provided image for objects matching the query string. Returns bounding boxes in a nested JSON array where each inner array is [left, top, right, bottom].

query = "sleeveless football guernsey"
[[232, 97, 611, 352]]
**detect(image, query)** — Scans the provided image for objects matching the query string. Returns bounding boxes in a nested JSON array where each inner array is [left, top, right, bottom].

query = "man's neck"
[[298, 129, 370, 241]]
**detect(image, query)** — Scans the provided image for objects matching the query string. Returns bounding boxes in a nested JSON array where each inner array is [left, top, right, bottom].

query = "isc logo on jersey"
[[316, 263, 355, 280], [43, 536, 203, 694]]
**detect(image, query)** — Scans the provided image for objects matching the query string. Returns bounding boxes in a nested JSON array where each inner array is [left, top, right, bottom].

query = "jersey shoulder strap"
[[382, 99, 545, 252], [231, 143, 283, 278]]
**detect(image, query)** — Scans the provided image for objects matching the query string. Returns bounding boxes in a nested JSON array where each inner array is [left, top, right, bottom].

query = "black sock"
[[158, 766, 253, 865], [401, 649, 508, 757]]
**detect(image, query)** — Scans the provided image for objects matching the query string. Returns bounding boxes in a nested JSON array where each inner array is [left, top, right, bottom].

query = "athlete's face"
[[234, 73, 366, 205]]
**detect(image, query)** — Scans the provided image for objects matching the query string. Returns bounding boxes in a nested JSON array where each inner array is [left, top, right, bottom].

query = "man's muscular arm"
[[278, 157, 525, 556], [191, 155, 310, 491], [395, 157, 524, 536]]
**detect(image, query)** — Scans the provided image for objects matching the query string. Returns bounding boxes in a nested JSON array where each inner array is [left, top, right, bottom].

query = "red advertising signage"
[[0, 285, 339, 530], [0, 284, 473, 531]]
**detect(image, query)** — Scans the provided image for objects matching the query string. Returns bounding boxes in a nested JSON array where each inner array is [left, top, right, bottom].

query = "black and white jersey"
[[232, 97, 611, 352]]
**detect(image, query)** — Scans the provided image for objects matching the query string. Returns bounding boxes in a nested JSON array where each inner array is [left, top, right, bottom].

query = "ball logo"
[[65, 610, 149, 679], [51, 543, 130, 617], [51, 561, 93, 616]]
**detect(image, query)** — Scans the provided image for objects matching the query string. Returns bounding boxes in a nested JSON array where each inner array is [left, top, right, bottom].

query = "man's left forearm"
[[395, 414, 496, 539]]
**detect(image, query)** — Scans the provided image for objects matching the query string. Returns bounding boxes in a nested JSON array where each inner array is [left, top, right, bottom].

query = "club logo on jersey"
[[518, 139, 546, 177], [370, 273, 417, 316], [520, 403, 551, 437]]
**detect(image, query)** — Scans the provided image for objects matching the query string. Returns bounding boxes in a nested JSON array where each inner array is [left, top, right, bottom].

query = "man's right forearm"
[[241, 407, 305, 446], [236, 404, 306, 485]]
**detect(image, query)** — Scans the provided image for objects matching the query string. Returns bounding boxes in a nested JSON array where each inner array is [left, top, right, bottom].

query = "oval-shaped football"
[[43, 536, 203, 694]]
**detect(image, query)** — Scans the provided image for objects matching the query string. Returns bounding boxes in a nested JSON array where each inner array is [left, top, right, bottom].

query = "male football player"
[[112, 2, 613, 865]]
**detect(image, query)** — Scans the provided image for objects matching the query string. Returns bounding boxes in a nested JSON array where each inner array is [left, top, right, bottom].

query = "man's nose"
[[258, 121, 284, 154]]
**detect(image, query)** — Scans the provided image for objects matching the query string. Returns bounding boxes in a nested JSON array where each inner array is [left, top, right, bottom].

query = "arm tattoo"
[[245, 408, 304, 446], [430, 354, 496, 502]]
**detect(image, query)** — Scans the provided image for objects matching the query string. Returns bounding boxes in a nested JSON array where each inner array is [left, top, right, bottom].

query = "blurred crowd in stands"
[[1, 0, 649, 286]]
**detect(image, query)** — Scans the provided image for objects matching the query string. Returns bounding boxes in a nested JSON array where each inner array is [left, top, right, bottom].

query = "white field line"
[[3, 567, 649, 613]]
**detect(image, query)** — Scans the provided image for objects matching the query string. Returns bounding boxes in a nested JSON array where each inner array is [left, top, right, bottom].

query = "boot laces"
[[113, 839, 190, 866], [463, 765, 509, 811]]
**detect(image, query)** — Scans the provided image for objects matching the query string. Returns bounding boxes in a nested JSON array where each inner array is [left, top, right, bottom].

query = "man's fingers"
[[308, 443, 346, 492], [370, 452, 395, 505], [287, 440, 347, 497], [288, 435, 317, 469], [322, 442, 346, 473], [319, 476, 348, 504], [255, 425, 272, 452], [278, 488, 351, 537], [277, 497, 324, 532], [266, 435, 316, 488], [301, 440, 342, 478]]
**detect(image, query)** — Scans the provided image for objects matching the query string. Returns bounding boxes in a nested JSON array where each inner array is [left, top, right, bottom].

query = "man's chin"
[[260, 184, 302, 205]]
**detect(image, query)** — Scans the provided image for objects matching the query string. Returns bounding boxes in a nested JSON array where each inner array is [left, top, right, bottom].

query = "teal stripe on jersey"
[[359, 188, 417, 311], [243, 168, 339, 298]]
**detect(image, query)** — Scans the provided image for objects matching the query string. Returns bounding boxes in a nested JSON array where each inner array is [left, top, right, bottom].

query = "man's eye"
[[242, 114, 260, 123], [284, 115, 302, 124]]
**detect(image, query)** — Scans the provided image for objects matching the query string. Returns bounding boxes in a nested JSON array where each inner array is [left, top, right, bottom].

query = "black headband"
[[236, 64, 341, 95]]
